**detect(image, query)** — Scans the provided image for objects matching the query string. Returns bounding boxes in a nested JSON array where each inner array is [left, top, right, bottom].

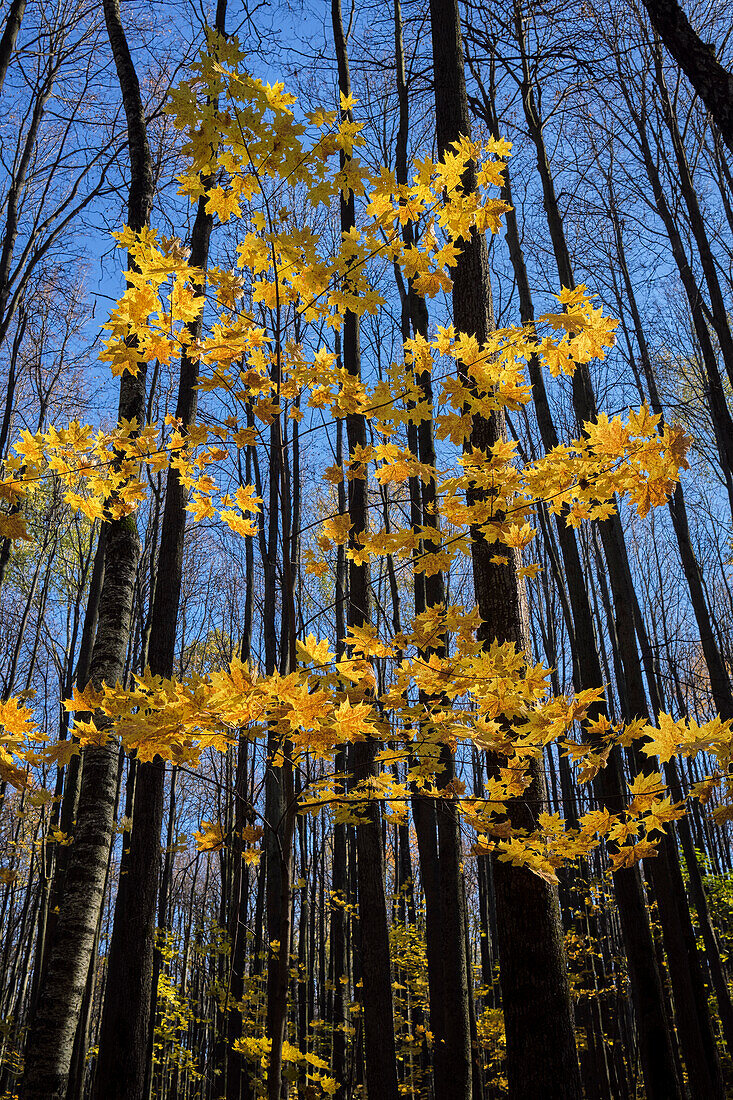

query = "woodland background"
[[1, 0, 733, 1099]]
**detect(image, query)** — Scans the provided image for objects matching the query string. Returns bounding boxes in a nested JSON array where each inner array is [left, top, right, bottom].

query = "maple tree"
[[0, 32, 703, 890]]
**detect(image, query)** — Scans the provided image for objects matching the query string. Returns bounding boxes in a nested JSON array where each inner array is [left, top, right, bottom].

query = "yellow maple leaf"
[[194, 821, 226, 851], [205, 186, 241, 222]]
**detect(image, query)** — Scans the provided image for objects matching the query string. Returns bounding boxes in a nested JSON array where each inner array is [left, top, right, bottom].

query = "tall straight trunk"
[[225, 740, 253, 1100], [394, 2, 471, 1094], [265, 405, 297, 1100], [260, 168, 300, 1100], [19, 0, 153, 1094], [329, 413, 348, 1095], [265, 763, 294, 1100], [67, 786, 119, 1100], [469, 59, 683, 1100], [91, 35, 219, 1100], [25, 533, 90, 1025], [32, 522, 106, 1013], [331, 4, 399, 1097], [254, 214, 287, 1093], [92, 10, 226, 1099], [429, 4, 582, 1098], [227, 474, 255, 1100], [471, 749, 497, 1000], [329, 749, 348, 1093], [394, 70, 449, 1100], [512, 8, 723, 1093]]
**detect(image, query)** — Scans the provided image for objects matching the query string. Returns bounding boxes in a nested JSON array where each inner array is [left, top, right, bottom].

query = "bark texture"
[[93, 9, 226, 1098], [429, 3, 582, 1097], [19, 0, 153, 1093], [641, 0, 733, 153], [332, 4, 399, 1097]]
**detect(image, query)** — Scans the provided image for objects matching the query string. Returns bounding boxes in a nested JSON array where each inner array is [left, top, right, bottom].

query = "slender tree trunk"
[[331, 5, 399, 1097], [429, 4, 581, 1097], [19, 0, 153, 1092], [92, 10, 227, 1099], [393, 3, 472, 1094], [329, 412, 349, 1096], [226, 520, 255, 1100], [31, 523, 106, 1015]]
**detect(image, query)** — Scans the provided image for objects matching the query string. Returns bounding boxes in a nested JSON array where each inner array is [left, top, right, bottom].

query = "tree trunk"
[[429, 4, 582, 1097], [19, 0, 153, 1092], [92, 9, 227, 1098], [640, 0, 733, 153], [393, 2, 472, 1094], [331, 5, 399, 1097], [0, 0, 27, 97], [469, 53, 683, 1099]]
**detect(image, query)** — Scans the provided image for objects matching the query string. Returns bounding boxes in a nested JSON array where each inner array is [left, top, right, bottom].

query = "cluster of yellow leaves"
[[233, 1035, 337, 1094], [0, 698, 38, 789], [467, 769, 686, 883], [14, 617, 700, 876], [166, 35, 509, 319], [153, 971, 200, 1079], [307, 297, 688, 568], [0, 412, 263, 532], [0, 46, 689, 578], [193, 820, 227, 851], [2, 597, 731, 879], [0, 43, 719, 888], [193, 820, 264, 862], [639, 712, 733, 825], [0, 123, 508, 536], [0, 298, 688, 586], [100, 228, 204, 376]]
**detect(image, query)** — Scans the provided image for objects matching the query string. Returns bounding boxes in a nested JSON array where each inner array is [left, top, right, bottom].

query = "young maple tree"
[[2, 26, 730, 1100]]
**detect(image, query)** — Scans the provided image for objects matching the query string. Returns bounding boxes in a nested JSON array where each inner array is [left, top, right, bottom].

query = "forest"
[[2, 0, 733, 1096]]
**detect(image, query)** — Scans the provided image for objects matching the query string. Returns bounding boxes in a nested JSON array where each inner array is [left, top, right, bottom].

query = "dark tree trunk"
[[640, 0, 733, 153], [393, 2, 472, 1094], [429, 4, 582, 1098], [226, 491, 256, 1100], [329, 413, 349, 1096], [0, 0, 26, 97], [331, 4, 399, 1097], [19, 0, 154, 1093], [92, 9, 227, 1098]]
